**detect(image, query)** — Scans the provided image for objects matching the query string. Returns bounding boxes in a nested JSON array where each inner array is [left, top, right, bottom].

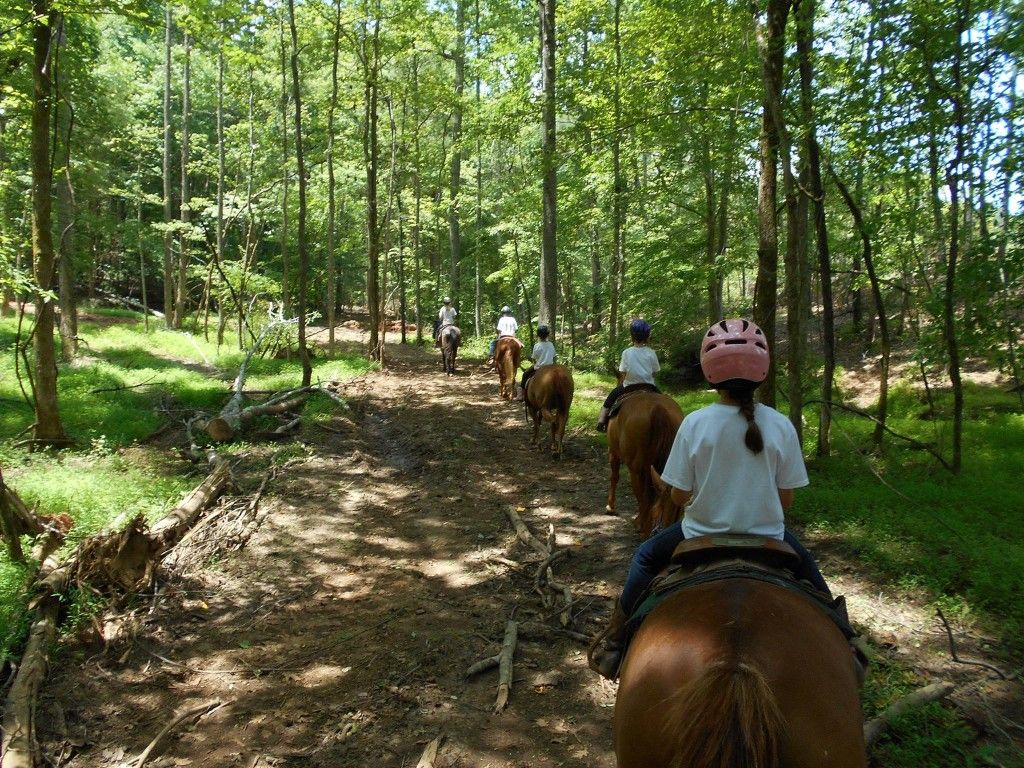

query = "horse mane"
[[662, 660, 783, 768]]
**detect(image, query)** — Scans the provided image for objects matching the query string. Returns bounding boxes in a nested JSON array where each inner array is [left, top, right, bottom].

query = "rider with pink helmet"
[[588, 318, 831, 680]]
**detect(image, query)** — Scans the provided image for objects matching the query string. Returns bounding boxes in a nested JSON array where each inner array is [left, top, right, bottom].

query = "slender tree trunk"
[[363, 8, 382, 360], [288, 0, 312, 386], [795, 0, 836, 455], [55, 35, 77, 360], [163, 4, 174, 327], [752, 0, 786, 408], [174, 31, 191, 329], [30, 0, 67, 443], [996, 70, 1021, 401], [215, 25, 226, 348], [279, 15, 291, 318], [138, 162, 148, 332], [449, 0, 465, 307], [473, 0, 482, 338], [608, 0, 624, 355], [412, 52, 423, 344], [327, 0, 341, 356], [943, 0, 967, 473], [538, 0, 558, 329], [240, 65, 256, 350]]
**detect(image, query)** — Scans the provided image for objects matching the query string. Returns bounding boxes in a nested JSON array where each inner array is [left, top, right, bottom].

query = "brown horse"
[[494, 336, 522, 400], [605, 392, 684, 537], [614, 579, 865, 768], [524, 364, 574, 459]]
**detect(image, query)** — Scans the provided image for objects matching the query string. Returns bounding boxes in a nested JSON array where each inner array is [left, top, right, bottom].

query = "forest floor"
[[34, 319, 1024, 768]]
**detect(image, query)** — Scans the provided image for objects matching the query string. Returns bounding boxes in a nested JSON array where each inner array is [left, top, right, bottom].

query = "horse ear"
[[650, 466, 667, 493]]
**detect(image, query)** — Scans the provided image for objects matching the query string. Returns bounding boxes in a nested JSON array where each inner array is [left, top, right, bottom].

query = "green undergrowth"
[[0, 308, 373, 663], [568, 370, 1024, 653]]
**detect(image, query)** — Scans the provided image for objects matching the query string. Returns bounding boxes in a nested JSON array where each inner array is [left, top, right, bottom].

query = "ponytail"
[[723, 382, 763, 454]]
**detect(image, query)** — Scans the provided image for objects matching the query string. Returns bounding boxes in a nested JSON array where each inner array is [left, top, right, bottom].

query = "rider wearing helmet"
[[516, 325, 555, 400], [435, 296, 458, 345], [587, 318, 831, 680], [595, 318, 660, 432], [488, 305, 521, 361]]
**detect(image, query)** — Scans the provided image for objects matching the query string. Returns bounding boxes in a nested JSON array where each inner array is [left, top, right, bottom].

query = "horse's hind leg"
[[606, 452, 621, 512], [531, 409, 541, 446]]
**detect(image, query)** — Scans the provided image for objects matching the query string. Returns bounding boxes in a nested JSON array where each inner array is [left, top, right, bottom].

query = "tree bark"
[[363, 4, 383, 360], [537, 0, 558, 330], [162, 4, 174, 327], [173, 31, 191, 330], [327, 0, 341, 356], [279, 15, 291, 318], [795, 0, 836, 455], [55, 36, 77, 361], [752, 0, 785, 408], [608, 0, 624, 355], [30, 0, 67, 444], [287, 0, 313, 387], [448, 0, 466, 308]]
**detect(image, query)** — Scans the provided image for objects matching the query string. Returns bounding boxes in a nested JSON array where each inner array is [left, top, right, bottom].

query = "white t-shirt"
[[438, 306, 457, 325], [532, 340, 556, 367], [660, 403, 809, 541], [619, 345, 660, 387], [497, 316, 518, 337]]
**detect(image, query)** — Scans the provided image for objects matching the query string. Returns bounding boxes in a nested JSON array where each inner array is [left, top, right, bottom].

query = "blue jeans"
[[489, 338, 498, 356], [619, 525, 830, 614]]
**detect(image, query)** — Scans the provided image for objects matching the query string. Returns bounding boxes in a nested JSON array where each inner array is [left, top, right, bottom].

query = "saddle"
[[608, 383, 660, 420], [623, 535, 858, 656]]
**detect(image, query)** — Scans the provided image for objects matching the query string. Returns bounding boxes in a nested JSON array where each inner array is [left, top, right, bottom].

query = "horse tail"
[[648, 403, 676, 473], [665, 661, 783, 768]]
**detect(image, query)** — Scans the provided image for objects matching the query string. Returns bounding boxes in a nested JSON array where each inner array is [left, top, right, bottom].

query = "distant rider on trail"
[[516, 325, 555, 401], [435, 297, 457, 346], [487, 306, 522, 364]]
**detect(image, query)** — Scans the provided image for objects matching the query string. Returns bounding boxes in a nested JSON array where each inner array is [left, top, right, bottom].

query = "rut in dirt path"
[[39, 344, 636, 768]]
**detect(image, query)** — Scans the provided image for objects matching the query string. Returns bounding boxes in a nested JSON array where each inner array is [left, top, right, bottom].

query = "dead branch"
[[493, 619, 518, 713], [936, 608, 1008, 679], [134, 700, 226, 768], [863, 681, 956, 747], [518, 622, 591, 644], [1, 596, 59, 768], [151, 457, 234, 548], [415, 735, 444, 768], [504, 506, 549, 557]]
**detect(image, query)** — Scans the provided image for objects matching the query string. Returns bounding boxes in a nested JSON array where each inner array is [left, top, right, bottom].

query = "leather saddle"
[[608, 383, 660, 420]]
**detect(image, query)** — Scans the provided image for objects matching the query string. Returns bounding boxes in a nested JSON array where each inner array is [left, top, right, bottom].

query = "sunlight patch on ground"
[[415, 557, 496, 587]]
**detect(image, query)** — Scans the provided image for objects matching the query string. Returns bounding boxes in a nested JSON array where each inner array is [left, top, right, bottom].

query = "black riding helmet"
[[537, 325, 550, 339]]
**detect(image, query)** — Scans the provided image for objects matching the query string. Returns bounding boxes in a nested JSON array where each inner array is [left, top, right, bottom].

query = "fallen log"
[[504, 506, 549, 558], [466, 619, 519, 714], [864, 681, 956, 747]]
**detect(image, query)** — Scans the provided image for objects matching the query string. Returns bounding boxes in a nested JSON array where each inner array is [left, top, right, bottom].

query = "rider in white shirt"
[[517, 326, 555, 400], [488, 306, 520, 360], [596, 319, 660, 432]]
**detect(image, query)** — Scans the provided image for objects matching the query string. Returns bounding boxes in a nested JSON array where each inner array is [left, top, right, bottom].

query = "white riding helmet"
[[501, 305, 512, 314], [443, 296, 451, 304]]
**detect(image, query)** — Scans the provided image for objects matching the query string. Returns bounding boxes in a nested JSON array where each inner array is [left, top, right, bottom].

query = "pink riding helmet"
[[700, 318, 770, 384]]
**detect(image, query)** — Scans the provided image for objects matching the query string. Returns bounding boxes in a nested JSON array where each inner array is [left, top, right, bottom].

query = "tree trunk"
[[173, 31, 191, 330], [795, 0, 836, 456], [288, 0, 312, 387], [30, 0, 67, 445], [537, 0, 558, 330], [752, 0, 786, 408], [364, 7, 382, 360], [55, 42, 77, 361], [279, 15, 291, 318], [162, 4, 174, 327], [607, 0, 624, 355], [215, 26, 226, 348], [449, 0, 465, 308], [327, 0, 341, 356], [474, 0, 483, 338], [412, 52, 423, 344]]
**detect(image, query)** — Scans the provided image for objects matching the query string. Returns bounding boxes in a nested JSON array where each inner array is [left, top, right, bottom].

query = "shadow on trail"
[[38, 338, 640, 768]]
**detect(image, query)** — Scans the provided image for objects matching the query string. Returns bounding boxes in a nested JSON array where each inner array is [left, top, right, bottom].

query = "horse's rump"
[[528, 365, 574, 420], [441, 325, 461, 347], [495, 336, 521, 399], [615, 580, 865, 768]]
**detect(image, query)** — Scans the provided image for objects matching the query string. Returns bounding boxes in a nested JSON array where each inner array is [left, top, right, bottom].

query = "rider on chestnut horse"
[[589, 318, 834, 680], [516, 325, 555, 401], [434, 296, 457, 345], [596, 318, 661, 432]]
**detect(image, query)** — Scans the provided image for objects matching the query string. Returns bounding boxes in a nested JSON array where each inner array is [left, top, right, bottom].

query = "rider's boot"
[[588, 602, 629, 680], [596, 407, 610, 433]]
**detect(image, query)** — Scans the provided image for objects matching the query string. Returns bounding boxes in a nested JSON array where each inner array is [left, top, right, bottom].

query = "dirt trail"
[[36, 332, 1023, 767], [40, 337, 633, 768]]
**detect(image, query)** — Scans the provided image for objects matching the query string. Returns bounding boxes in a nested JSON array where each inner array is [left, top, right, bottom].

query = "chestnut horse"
[[606, 392, 684, 537], [440, 324, 461, 376], [494, 336, 521, 400], [524, 364, 574, 459], [614, 579, 866, 768]]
